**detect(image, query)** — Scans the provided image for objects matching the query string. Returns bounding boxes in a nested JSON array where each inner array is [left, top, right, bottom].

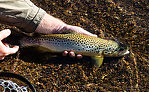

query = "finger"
[[6, 46, 19, 55], [66, 25, 97, 37], [76, 27, 97, 37], [62, 51, 68, 56], [77, 54, 83, 59], [69, 51, 75, 58], [3, 43, 10, 48], [0, 29, 11, 40], [0, 40, 19, 56]]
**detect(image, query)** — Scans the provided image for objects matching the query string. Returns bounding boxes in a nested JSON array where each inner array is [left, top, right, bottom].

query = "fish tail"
[[2, 34, 22, 46], [2, 29, 31, 46]]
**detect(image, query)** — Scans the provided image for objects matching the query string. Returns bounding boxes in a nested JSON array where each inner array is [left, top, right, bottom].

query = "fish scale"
[[20, 33, 129, 67]]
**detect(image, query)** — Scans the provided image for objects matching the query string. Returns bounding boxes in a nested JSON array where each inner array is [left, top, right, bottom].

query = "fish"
[[15, 32, 129, 68]]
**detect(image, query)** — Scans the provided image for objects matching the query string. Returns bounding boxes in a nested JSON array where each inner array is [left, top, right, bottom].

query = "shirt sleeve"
[[0, 0, 46, 33]]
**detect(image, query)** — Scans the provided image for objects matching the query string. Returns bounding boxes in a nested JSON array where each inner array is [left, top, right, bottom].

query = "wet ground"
[[0, 0, 148, 91]]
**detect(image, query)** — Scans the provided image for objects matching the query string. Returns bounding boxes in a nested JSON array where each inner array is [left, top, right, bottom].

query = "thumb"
[[7, 46, 19, 55]]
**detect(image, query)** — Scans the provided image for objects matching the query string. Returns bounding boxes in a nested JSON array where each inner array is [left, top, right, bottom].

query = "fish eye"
[[108, 47, 114, 51], [119, 47, 125, 51]]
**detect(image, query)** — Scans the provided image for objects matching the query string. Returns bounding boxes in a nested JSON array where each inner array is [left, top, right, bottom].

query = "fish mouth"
[[123, 50, 129, 55]]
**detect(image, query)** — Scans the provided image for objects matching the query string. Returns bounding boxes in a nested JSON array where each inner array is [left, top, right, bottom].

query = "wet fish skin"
[[20, 33, 129, 67]]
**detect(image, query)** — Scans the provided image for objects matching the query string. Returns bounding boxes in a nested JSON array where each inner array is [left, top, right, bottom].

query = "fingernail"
[[69, 52, 75, 58], [77, 54, 83, 59], [62, 51, 68, 56]]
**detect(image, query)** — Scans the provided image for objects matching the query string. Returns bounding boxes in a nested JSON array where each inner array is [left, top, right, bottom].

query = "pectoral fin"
[[91, 56, 104, 68]]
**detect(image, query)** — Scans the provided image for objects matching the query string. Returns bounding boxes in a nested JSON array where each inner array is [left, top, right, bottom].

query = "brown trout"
[[17, 33, 129, 67]]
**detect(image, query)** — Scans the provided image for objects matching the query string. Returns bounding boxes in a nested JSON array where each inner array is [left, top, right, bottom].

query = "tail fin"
[[2, 28, 32, 46], [2, 34, 22, 46]]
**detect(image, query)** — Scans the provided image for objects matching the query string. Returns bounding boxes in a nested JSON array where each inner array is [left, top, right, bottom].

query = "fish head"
[[102, 41, 129, 57]]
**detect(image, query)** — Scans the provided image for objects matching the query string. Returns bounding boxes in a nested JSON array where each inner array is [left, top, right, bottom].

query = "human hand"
[[35, 14, 97, 58], [0, 29, 19, 60], [35, 14, 97, 37]]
